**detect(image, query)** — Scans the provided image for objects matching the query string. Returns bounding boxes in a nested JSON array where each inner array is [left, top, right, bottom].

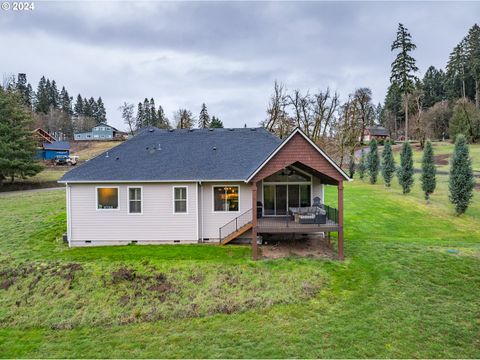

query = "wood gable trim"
[[247, 128, 350, 184]]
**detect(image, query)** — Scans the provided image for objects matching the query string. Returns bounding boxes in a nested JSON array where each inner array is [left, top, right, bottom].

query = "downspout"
[[199, 181, 204, 243]]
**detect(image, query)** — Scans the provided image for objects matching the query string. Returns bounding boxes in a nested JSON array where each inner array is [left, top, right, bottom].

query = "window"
[[128, 187, 142, 214], [214, 186, 239, 212], [174, 187, 187, 213], [97, 187, 119, 210]]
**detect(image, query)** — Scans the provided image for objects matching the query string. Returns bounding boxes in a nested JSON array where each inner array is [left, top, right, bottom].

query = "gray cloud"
[[1, 1, 479, 129]]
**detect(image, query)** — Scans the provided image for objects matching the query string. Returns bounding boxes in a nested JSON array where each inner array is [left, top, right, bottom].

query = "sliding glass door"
[[263, 183, 311, 216]]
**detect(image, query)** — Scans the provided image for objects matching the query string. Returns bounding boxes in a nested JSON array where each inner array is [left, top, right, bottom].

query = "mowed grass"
[[392, 141, 480, 172], [0, 173, 480, 358]]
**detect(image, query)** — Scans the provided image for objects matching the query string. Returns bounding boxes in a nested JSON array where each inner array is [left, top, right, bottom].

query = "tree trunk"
[[405, 93, 409, 142]]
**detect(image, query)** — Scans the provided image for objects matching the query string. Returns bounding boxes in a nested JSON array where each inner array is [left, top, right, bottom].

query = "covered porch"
[[247, 129, 349, 260]]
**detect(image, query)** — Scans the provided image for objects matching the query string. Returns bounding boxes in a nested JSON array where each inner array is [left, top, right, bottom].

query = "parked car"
[[53, 155, 78, 166]]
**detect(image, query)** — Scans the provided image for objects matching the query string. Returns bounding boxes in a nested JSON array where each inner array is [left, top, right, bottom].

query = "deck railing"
[[257, 204, 339, 229], [219, 208, 253, 243], [324, 204, 338, 224]]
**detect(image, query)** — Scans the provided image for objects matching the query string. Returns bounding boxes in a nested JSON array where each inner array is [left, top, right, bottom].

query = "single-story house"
[[361, 126, 389, 142], [33, 128, 56, 147], [37, 141, 71, 160], [60, 127, 350, 259], [74, 123, 122, 141]]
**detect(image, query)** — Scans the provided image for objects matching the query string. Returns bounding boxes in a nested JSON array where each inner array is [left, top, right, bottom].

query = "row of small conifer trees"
[[357, 135, 475, 215]]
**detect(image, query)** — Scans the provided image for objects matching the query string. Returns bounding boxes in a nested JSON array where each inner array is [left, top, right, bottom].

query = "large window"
[[214, 186, 239, 212], [128, 187, 142, 214], [174, 187, 188, 213], [97, 187, 119, 210]]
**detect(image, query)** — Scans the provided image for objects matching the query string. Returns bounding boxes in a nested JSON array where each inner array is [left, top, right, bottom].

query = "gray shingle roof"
[[366, 126, 389, 136], [60, 127, 281, 182]]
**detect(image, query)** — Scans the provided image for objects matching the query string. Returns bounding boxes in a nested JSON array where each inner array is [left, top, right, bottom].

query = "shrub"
[[449, 134, 475, 215], [397, 142, 414, 194], [381, 140, 396, 187], [367, 139, 380, 184], [421, 140, 436, 201]]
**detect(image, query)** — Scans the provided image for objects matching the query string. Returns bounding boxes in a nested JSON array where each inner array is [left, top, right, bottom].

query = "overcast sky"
[[1, 1, 479, 130]]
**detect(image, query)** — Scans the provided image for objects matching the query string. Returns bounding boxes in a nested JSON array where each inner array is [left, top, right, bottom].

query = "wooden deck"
[[257, 216, 339, 233]]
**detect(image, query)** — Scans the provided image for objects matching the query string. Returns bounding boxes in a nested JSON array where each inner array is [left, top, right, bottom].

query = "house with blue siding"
[[36, 141, 71, 160], [74, 123, 120, 141]]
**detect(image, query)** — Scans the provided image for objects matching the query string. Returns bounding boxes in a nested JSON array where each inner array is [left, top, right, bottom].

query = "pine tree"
[[16, 73, 32, 107], [149, 98, 157, 127], [449, 134, 475, 214], [48, 80, 60, 109], [446, 39, 469, 99], [422, 66, 446, 108], [60, 87, 72, 115], [421, 140, 436, 201], [381, 140, 396, 187], [210, 116, 223, 128], [88, 97, 98, 122], [358, 149, 367, 180], [198, 103, 210, 128], [157, 105, 171, 129], [466, 24, 480, 108], [35, 76, 49, 114], [96, 97, 107, 123], [136, 102, 144, 129], [390, 23, 419, 141], [0, 89, 42, 186], [143, 98, 151, 126], [397, 142, 414, 194], [449, 98, 480, 142], [367, 139, 379, 184], [74, 94, 84, 116]]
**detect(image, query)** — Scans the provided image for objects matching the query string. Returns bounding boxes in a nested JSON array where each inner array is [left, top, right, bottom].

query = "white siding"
[[201, 182, 252, 240], [69, 183, 197, 246]]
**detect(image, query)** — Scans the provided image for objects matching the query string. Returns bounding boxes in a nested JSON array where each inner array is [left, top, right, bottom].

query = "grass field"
[[0, 168, 479, 358], [392, 141, 480, 172]]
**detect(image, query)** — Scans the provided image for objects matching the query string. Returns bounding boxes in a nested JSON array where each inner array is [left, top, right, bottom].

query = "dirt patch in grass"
[[475, 183, 480, 192], [434, 154, 450, 165], [261, 235, 335, 259]]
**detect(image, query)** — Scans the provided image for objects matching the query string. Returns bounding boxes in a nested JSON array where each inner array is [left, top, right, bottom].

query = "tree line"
[[3, 73, 107, 140], [383, 23, 480, 144], [119, 101, 224, 135]]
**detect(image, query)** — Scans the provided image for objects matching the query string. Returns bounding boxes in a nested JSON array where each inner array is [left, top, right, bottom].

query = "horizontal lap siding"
[[70, 183, 197, 244], [201, 182, 252, 240], [251, 133, 342, 183]]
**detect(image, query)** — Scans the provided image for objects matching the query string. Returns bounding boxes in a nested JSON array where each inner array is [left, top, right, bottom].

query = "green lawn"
[[392, 141, 480, 172], [0, 174, 479, 358]]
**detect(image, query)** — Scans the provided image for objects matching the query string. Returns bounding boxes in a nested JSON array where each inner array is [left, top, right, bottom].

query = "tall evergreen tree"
[[449, 98, 480, 142], [449, 134, 475, 214], [466, 24, 480, 108], [48, 80, 60, 109], [95, 97, 107, 123], [397, 142, 414, 194], [383, 82, 403, 137], [198, 103, 210, 128], [35, 76, 49, 114], [422, 66, 446, 108], [143, 98, 151, 126], [16, 73, 32, 107], [149, 98, 157, 127], [136, 102, 144, 129], [381, 140, 396, 187], [60, 87, 72, 115], [367, 139, 380, 184], [87, 97, 97, 122], [74, 94, 84, 116], [358, 149, 367, 181], [0, 89, 42, 186], [157, 105, 171, 129], [446, 39, 469, 99], [210, 116, 223, 128], [390, 23, 419, 141], [421, 140, 436, 201]]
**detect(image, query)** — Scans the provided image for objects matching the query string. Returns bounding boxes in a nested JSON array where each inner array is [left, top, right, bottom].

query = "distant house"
[[74, 123, 123, 141], [361, 126, 389, 142], [37, 141, 71, 160], [33, 128, 56, 147]]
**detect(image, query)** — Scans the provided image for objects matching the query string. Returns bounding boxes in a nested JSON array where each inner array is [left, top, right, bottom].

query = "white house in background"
[[59, 127, 350, 259]]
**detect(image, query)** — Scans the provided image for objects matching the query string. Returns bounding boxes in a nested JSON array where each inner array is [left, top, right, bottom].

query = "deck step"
[[221, 223, 253, 245]]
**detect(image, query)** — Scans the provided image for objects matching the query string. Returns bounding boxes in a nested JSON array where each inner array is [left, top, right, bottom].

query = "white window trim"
[[173, 186, 188, 214], [95, 186, 120, 211], [127, 186, 143, 215], [212, 185, 240, 213]]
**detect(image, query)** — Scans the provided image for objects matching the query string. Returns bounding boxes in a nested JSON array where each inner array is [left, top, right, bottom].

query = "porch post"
[[338, 180, 344, 260], [251, 182, 258, 260]]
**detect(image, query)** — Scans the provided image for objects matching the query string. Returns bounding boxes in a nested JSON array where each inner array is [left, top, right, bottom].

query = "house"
[[59, 127, 350, 259], [33, 128, 56, 147], [361, 126, 389, 142], [74, 123, 122, 141], [39, 141, 71, 160]]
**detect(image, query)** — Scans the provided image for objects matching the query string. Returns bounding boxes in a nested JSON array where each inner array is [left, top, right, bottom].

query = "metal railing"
[[324, 204, 338, 224], [256, 204, 338, 229], [219, 208, 253, 243]]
